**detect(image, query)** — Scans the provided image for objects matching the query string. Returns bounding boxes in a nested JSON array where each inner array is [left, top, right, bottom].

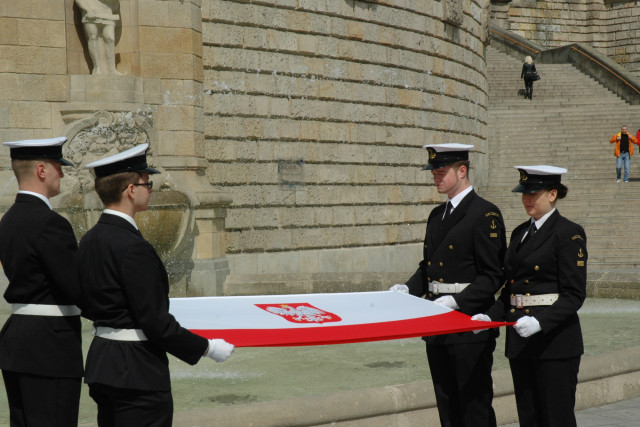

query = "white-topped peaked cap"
[[421, 143, 474, 170], [3, 136, 73, 166], [512, 165, 567, 193], [85, 143, 160, 178]]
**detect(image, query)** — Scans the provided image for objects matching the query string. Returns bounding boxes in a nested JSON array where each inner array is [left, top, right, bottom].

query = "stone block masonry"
[[0, 0, 492, 294], [202, 0, 491, 278]]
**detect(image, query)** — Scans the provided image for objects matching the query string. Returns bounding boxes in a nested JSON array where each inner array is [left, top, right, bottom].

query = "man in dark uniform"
[[0, 137, 83, 426], [78, 144, 234, 427], [392, 143, 506, 427]]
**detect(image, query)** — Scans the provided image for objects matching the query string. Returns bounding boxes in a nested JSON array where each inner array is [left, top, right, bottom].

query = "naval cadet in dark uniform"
[[391, 143, 506, 427], [77, 144, 235, 427], [0, 137, 83, 427], [475, 165, 587, 427]]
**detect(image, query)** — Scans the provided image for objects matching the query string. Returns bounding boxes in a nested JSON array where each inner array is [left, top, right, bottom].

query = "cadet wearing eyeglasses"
[[77, 144, 235, 426]]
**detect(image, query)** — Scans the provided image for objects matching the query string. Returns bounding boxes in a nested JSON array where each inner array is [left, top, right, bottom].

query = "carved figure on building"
[[64, 111, 155, 193], [75, 0, 122, 75]]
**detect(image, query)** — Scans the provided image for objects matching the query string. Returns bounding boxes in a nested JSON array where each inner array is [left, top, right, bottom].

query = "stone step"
[[485, 44, 640, 277]]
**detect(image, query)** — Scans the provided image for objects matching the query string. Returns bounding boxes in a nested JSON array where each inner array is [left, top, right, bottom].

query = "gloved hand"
[[470, 313, 491, 334], [433, 295, 459, 310], [205, 338, 235, 362], [389, 284, 409, 293], [514, 316, 541, 338]]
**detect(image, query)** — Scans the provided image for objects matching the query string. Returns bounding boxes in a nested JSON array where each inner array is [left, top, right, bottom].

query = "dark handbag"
[[533, 72, 541, 81]]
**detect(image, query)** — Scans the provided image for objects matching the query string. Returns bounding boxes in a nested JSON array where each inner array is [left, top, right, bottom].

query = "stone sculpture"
[[75, 0, 122, 75]]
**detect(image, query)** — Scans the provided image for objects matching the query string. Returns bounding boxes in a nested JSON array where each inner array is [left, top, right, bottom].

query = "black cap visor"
[[512, 173, 561, 193]]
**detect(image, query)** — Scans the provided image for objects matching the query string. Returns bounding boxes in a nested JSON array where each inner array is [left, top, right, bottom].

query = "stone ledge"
[[587, 270, 640, 300], [157, 346, 640, 427], [223, 272, 409, 296], [224, 269, 640, 298]]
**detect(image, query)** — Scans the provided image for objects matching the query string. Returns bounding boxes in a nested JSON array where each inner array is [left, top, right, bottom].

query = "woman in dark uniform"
[[521, 56, 537, 100], [473, 165, 587, 427]]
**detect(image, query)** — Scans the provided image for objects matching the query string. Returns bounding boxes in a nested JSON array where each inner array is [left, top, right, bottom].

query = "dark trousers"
[[524, 78, 534, 99], [426, 339, 497, 427], [509, 356, 580, 427], [2, 370, 81, 427], [89, 383, 173, 427]]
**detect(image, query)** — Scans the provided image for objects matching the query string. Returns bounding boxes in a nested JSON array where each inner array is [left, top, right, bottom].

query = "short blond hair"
[[11, 159, 41, 185], [524, 56, 533, 64]]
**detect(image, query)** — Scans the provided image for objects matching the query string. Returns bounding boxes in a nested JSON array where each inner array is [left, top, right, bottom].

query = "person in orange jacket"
[[610, 125, 638, 182]]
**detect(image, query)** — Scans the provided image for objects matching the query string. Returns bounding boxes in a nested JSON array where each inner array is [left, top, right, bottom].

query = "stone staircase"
[[482, 46, 640, 281]]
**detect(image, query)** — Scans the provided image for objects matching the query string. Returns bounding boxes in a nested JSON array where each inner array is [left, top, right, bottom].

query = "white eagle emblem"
[[255, 303, 342, 324]]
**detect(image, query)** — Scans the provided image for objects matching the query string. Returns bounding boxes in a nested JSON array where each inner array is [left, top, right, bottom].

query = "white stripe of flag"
[[169, 291, 509, 347]]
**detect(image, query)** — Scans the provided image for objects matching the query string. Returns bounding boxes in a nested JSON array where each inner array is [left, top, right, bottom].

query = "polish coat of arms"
[[255, 303, 342, 324]]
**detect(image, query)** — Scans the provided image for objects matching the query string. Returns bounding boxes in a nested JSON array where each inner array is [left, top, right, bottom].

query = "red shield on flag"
[[255, 303, 342, 324]]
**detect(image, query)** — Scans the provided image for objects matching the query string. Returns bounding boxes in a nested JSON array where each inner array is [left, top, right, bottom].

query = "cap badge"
[[427, 147, 436, 159], [519, 169, 528, 181]]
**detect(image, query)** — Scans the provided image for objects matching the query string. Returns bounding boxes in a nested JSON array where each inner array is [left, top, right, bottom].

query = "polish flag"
[[169, 291, 509, 347]]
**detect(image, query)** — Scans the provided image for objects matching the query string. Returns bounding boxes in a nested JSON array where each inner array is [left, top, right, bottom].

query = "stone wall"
[[0, 0, 493, 295], [0, 0, 230, 299], [202, 0, 492, 283], [490, 0, 640, 74]]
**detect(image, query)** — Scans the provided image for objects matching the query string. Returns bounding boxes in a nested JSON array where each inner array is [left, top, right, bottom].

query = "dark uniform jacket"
[[406, 190, 506, 345], [77, 213, 208, 391], [486, 210, 587, 359], [0, 193, 83, 378]]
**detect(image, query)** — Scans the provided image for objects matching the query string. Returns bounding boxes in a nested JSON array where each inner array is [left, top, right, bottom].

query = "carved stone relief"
[[62, 110, 155, 193]]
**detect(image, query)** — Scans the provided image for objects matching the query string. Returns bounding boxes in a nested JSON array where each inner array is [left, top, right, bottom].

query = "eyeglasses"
[[122, 182, 153, 192]]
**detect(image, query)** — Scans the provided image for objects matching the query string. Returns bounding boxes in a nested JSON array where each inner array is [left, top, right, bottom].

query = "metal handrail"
[[569, 46, 640, 96], [490, 29, 539, 55]]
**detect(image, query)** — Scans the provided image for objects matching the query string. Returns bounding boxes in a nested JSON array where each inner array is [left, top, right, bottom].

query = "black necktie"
[[442, 201, 452, 222], [518, 222, 537, 250]]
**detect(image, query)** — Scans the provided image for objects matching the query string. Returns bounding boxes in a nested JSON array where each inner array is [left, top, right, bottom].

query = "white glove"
[[205, 339, 235, 362], [470, 313, 491, 334], [433, 295, 459, 310], [514, 316, 541, 338], [389, 284, 409, 293]]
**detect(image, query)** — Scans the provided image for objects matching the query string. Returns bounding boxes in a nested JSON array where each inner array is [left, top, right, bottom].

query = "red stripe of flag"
[[190, 310, 512, 347]]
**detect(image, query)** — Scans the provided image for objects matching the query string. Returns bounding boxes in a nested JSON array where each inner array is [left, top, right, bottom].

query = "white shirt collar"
[[522, 208, 556, 241], [18, 190, 52, 210], [533, 207, 556, 230], [103, 209, 138, 230], [448, 185, 473, 210]]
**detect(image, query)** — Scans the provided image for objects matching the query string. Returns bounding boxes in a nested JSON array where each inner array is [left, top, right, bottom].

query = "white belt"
[[428, 282, 470, 295], [12, 303, 80, 317], [94, 326, 148, 341], [510, 293, 559, 308]]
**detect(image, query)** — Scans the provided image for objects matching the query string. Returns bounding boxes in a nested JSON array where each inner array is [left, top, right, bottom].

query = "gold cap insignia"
[[519, 169, 528, 182]]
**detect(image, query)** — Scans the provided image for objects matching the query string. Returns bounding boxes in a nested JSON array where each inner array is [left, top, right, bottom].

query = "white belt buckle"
[[515, 294, 524, 309]]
